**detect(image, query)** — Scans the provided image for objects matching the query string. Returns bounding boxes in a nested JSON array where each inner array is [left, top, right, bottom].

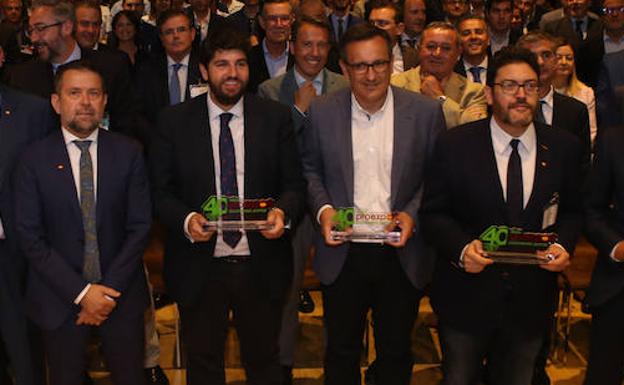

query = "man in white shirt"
[[302, 23, 445, 385], [455, 15, 490, 83]]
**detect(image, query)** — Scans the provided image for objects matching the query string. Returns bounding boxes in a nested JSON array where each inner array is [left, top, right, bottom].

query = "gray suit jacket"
[[302, 86, 446, 288], [257, 68, 349, 137]]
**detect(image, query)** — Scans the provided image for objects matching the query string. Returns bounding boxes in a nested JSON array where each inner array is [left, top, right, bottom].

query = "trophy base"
[[331, 231, 401, 242], [485, 251, 554, 265], [202, 220, 274, 231]]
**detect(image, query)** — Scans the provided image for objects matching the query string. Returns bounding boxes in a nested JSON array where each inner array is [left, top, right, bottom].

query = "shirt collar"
[[207, 92, 244, 121], [464, 56, 488, 70], [490, 116, 536, 156], [262, 39, 289, 59], [603, 30, 624, 43], [62, 126, 99, 146], [54, 41, 82, 68], [540, 86, 554, 108], [167, 53, 191, 67], [351, 86, 393, 118], [294, 67, 324, 88]]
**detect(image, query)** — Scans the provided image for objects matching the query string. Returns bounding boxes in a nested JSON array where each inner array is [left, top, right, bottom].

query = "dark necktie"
[[507, 139, 523, 227], [219, 113, 242, 248], [74, 140, 101, 282], [468, 66, 483, 83], [535, 100, 546, 124], [575, 19, 584, 41], [169, 63, 183, 105], [337, 18, 344, 41], [403, 37, 417, 48]]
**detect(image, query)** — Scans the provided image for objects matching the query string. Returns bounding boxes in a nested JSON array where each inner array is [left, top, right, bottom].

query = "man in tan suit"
[[391, 21, 487, 128]]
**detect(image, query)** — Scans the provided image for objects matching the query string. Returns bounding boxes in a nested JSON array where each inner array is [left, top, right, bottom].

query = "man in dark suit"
[[517, 31, 591, 167], [401, 0, 427, 48], [327, 0, 363, 43], [136, 9, 201, 145], [455, 15, 491, 82], [367, 0, 420, 72], [518, 0, 548, 32], [13, 62, 151, 385], [302, 24, 445, 385], [247, 0, 295, 93], [542, 0, 604, 86], [0, 85, 53, 385], [6, 0, 139, 138], [486, 0, 523, 55], [583, 123, 624, 385], [150, 27, 305, 385], [74, 0, 108, 51], [421, 46, 582, 385], [596, 49, 624, 133]]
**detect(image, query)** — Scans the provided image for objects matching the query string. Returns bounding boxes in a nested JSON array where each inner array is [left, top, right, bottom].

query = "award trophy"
[[200, 195, 279, 231], [479, 225, 557, 265], [330, 208, 401, 243]]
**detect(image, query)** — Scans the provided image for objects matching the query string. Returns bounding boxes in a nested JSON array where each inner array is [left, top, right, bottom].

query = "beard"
[[208, 76, 247, 106], [67, 113, 100, 137], [493, 98, 536, 128]]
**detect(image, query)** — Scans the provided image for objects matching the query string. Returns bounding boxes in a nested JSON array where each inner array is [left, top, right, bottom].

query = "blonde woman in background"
[[553, 38, 598, 145]]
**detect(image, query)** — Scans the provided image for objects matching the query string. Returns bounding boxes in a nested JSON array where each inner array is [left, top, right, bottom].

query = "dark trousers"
[[322, 243, 420, 385], [178, 258, 284, 385], [42, 307, 145, 385], [439, 321, 543, 385], [584, 289, 624, 385]]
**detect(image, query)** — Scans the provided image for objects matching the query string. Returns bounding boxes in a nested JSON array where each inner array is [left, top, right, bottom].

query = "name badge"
[[189, 84, 209, 99], [542, 192, 559, 230]]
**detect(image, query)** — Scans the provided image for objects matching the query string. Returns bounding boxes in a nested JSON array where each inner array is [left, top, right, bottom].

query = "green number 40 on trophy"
[[479, 225, 558, 264]]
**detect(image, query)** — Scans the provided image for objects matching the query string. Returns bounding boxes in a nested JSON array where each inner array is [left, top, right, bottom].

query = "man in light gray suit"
[[302, 23, 445, 385], [257, 15, 349, 384]]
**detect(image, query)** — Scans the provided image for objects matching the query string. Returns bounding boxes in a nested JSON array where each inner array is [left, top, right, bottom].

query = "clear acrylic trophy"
[[480, 225, 558, 265], [200, 196, 279, 231], [329, 208, 402, 243]]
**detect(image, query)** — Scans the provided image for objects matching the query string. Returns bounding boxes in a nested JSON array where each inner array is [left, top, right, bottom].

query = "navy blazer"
[[14, 129, 151, 330]]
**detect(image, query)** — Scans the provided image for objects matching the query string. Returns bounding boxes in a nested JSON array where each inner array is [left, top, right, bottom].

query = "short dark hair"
[[53, 61, 107, 94], [156, 9, 191, 32], [32, 0, 75, 23], [456, 13, 487, 28], [200, 25, 250, 65], [291, 15, 331, 41], [486, 46, 540, 86], [339, 22, 392, 62], [366, 0, 404, 22], [74, 0, 101, 17], [259, 0, 291, 16], [485, 0, 513, 13], [421, 21, 461, 48], [109, 10, 141, 48]]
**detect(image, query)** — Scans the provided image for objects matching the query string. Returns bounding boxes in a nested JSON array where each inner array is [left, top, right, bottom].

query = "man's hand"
[[538, 244, 570, 272], [385, 211, 414, 248], [261, 208, 286, 239], [612, 240, 624, 261], [420, 74, 445, 99], [463, 240, 494, 273], [77, 284, 120, 325], [319, 207, 345, 246], [187, 213, 214, 242], [294, 81, 318, 113]]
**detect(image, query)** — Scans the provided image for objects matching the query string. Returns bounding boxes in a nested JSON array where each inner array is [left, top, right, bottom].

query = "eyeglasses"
[[602, 6, 624, 15], [346, 59, 390, 74], [494, 80, 540, 94], [161, 25, 192, 36], [26, 21, 63, 37]]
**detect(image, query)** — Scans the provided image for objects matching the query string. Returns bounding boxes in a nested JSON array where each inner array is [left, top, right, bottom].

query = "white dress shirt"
[[489, 29, 511, 55], [62, 127, 100, 304], [167, 54, 191, 103], [463, 56, 488, 84], [392, 43, 404, 74], [194, 11, 211, 42], [604, 30, 624, 54], [262, 39, 289, 79], [351, 88, 394, 240], [540, 87, 555, 125], [216, 0, 244, 16]]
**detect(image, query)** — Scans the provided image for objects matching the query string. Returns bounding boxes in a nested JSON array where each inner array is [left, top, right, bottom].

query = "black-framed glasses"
[[346, 59, 390, 74], [26, 21, 63, 37], [493, 80, 540, 94], [602, 6, 624, 15]]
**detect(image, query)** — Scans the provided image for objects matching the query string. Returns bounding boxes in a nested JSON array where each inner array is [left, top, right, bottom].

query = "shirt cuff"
[[183, 212, 198, 244], [610, 242, 624, 262], [316, 204, 333, 225], [294, 105, 308, 117], [0, 216, 5, 239], [74, 283, 91, 305], [458, 243, 470, 269]]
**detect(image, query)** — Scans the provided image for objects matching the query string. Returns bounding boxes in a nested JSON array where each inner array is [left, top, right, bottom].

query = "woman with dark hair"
[[109, 10, 148, 70]]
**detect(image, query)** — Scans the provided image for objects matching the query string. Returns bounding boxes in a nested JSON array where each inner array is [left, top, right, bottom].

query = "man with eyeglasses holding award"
[[302, 23, 445, 385], [421, 46, 582, 385]]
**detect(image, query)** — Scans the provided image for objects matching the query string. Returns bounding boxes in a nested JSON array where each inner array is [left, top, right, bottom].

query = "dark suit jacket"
[[585, 128, 624, 308], [421, 119, 582, 334], [401, 45, 419, 71], [247, 42, 295, 94], [149, 94, 305, 307], [543, 16, 605, 87], [327, 13, 364, 43], [302, 86, 446, 289], [5, 45, 140, 139], [552, 91, 591, 168], [13, 129, 151, 330], [453, 53, 491, 80], [596, 50, 624, 134]]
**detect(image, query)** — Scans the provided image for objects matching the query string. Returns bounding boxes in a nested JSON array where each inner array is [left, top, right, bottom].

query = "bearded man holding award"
[[420, 46, 582, 385]]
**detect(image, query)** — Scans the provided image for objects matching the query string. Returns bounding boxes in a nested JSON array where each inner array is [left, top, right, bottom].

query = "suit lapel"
[[390, 89, 411, 207], [96, 131, 111, 232], [244, 95, 261, 198], [444, 73, 466, 104], [480, 123, 508, 219], [279, 69, 297, 106], [50, 131, 83, 224], [157, 55, 171, 106], [339, 92, 354, 202], [187, 52, 202, 99], [522, 125, 553, 224], [190, 97, 215, 197]]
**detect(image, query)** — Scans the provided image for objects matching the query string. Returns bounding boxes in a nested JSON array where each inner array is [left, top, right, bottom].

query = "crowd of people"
[[0, 0, 622, 383]]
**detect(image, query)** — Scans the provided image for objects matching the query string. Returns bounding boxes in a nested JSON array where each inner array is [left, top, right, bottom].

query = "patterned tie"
[[507, 139, 523, 227], [219, 113, 242, 248], [169, 63, 183, 105], [74, 140, 101, 282], [575, 19, 584, 41], [468, 66, 483, 83], [535, 100, 546, 124]]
